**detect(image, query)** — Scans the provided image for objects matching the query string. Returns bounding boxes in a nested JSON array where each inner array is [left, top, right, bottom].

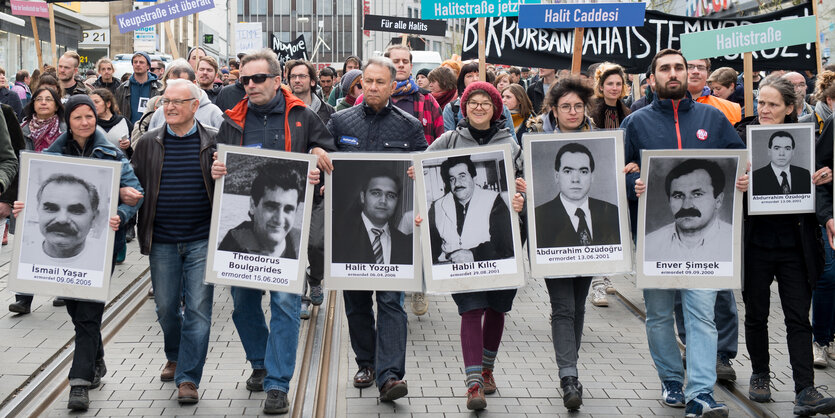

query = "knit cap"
[[460, 81, 502, 121], [341, 69, 363, 95]]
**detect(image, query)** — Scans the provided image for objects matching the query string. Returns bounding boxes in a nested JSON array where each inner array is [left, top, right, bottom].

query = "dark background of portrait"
[[530, 137, 620, 208], [422, 150, 509, 206], [749, 125, 813, 194], [645, 156, 739, 235], [331, 160, 413, 235], [218, 153, 309, 246]]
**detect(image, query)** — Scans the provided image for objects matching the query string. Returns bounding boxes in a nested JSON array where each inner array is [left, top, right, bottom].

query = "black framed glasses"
[[240, 73, 278, 85]]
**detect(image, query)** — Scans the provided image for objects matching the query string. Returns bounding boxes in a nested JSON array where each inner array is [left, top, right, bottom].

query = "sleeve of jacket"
[[442, 102, 456, 132], [117, 154, 144, 224], [716, 115, 745, 149], [115, 83, 130, 120], [501, 106, 518, 143], [423, 93, 444, 143], [7, 93, 22, 119], [408, 118, 428, 151], [305, 108, 337, 152], [816, 117, 833, 225], [0, 104, 23, 203], [0, 109, 19, 195], [621, 116, 640, 201], [211, 107, 225, 129]]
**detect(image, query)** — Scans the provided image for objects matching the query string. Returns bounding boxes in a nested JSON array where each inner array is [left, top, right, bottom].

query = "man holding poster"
[[624, 48, 746, 417]]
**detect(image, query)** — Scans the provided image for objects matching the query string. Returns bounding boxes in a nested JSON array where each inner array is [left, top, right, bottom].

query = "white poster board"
[[747, 123, 816, 215]]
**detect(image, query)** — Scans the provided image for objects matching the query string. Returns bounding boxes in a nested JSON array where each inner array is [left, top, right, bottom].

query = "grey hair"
[[162, 59, 195, 87], [166, 79, 202, 101], [241, 48, 282, 76], [364, 57, 396, 82]]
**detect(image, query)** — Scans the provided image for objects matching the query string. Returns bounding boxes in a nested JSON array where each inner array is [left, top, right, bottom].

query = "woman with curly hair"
[[589, 62, 631, 129]]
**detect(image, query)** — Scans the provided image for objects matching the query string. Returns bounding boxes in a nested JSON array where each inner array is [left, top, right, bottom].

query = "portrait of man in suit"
[[428, 155, 513, 264], [333, 169, 412, 265], [218, 164, 304, 259], [645, 158, 733, 262], [752, 130, 811, 196], [534, 142, 620, 248]]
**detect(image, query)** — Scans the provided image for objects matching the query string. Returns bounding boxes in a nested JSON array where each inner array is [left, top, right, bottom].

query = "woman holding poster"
[[415, 82, 524, 411], [523, 77, 600, 411], [734, 75, 835, 413], [13, 95, 143, 412]]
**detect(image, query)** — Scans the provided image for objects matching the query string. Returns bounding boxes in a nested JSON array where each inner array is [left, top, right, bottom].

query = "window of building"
[[251, 0, 267, 15], [273, 0, 290, 14]]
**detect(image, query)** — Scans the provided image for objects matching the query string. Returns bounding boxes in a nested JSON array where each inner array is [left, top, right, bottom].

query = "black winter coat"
[[327, 101, 427, 153]]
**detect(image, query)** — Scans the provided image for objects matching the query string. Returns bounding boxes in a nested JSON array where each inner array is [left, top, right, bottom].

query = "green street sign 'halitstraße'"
[[680, 15, 817, 60]]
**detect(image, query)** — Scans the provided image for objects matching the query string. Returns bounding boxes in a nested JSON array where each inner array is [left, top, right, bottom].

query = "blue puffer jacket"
[[328, 101, 427, 152], [622, 96, 744, 200], [45, 130, 144, 224]]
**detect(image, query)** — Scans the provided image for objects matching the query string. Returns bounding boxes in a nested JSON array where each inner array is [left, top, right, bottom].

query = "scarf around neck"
[[392, 76, 419, 97], [432, 89, 457, 110], [28, 114, 61, 152]]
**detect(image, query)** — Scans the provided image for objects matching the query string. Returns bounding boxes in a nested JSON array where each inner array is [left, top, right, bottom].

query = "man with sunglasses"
[[325, 56, 426, 403], [214, 48, 334, 415]]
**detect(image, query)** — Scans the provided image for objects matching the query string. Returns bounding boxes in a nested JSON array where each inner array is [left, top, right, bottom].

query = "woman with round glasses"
[[22, 86, 65, 151], [524, 76, 596, 412]]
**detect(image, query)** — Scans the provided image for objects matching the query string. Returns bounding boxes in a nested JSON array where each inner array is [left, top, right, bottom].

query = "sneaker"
[[662, 380, 685, 407], [67, 385, 89, 411], [560, 376, 583, 411], [814, 342, 829, 368], [90, 358, 107, 389], [716, 353, 736, 382], [246, 369, 267, 391], [591, 284, 609, 307], [827, 344, 835, 361], [481, 369, 496, 394], [685, 393, 729, 418], [411, 293, 428, 316], [466, 383, 486, 410], [794, 385, 835, 416], [264, 389, 289, 414], [748, 372, 771, 403], [603, 277, 616, 294], [300, 300, 310, 320], [309, 284, 324, 306]]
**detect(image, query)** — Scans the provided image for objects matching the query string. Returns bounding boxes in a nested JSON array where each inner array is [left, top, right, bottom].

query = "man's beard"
[[656, 79, 687, 100]]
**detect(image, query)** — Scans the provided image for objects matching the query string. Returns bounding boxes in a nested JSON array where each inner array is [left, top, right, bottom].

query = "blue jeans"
[[813, 226, 835, 346], [644, 288, 718, 403], [231, 287, 301, 393], [149, 239, 213, 387], [343, 290, 407, 388], [674, 289, 738, 358]]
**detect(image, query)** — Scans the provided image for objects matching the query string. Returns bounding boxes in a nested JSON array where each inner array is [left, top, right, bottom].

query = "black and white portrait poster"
[[414, 143, 525, 293], [324, 153, 422, 292], [637, 149, 746, 289], [523, 131, 632, 278], [8, 152, 120, 302], [205, 145, 316, 295], [747, 123, 815, 215]]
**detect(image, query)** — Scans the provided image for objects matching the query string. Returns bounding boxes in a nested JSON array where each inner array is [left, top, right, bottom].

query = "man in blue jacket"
[[326, 56, 426, 403], [622, 48, 746, 418]]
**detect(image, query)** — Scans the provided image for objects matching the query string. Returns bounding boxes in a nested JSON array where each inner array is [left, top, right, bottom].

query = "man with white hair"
[[131, 78, 219, 405]]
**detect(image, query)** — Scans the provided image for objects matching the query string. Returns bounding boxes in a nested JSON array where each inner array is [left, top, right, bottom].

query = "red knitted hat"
[[460, 81, 503, 121]]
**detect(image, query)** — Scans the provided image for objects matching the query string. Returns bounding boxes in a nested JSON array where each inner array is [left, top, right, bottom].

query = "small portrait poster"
[[205, 145, 316, 295], [414, 143, 525, 293], [9, 152, 120, 302], [325, 153, 422, 292], [637, 149, 746, 289], [747, 123, 816, 215], [523, 131, 633, 278]]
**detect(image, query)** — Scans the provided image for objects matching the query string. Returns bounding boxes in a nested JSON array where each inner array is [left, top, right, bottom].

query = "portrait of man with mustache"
[[644, 158, 733, 262], [428, 155, 514, 265], [35, 174, 101, 263]]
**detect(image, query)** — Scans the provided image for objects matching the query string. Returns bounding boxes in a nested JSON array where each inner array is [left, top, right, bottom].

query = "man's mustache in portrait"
[[45, 221, 79, 235], [674, 207, 702, 219]]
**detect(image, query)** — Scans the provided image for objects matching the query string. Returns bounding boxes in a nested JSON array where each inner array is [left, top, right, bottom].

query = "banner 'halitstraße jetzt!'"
[[461, 2, 816, 73]]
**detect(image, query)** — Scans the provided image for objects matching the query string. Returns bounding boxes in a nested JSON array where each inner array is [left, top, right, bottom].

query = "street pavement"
[[2, 236, 835, 417]]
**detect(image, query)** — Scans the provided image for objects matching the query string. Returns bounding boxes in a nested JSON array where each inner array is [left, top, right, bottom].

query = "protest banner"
[[116, 0, 214, 34], [363, 14, 447, 36], [235, 22, 263, 54], [271, 34, 308, 63], [461, 2, 816, 73], [10, 0, 48, 17]]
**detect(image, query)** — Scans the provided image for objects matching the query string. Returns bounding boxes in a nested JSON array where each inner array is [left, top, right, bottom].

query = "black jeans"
[[342, 290, 407, 388], [66, 300, 105, 385], [545, 276, 592, 379], [743, 244, 814, 394]]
